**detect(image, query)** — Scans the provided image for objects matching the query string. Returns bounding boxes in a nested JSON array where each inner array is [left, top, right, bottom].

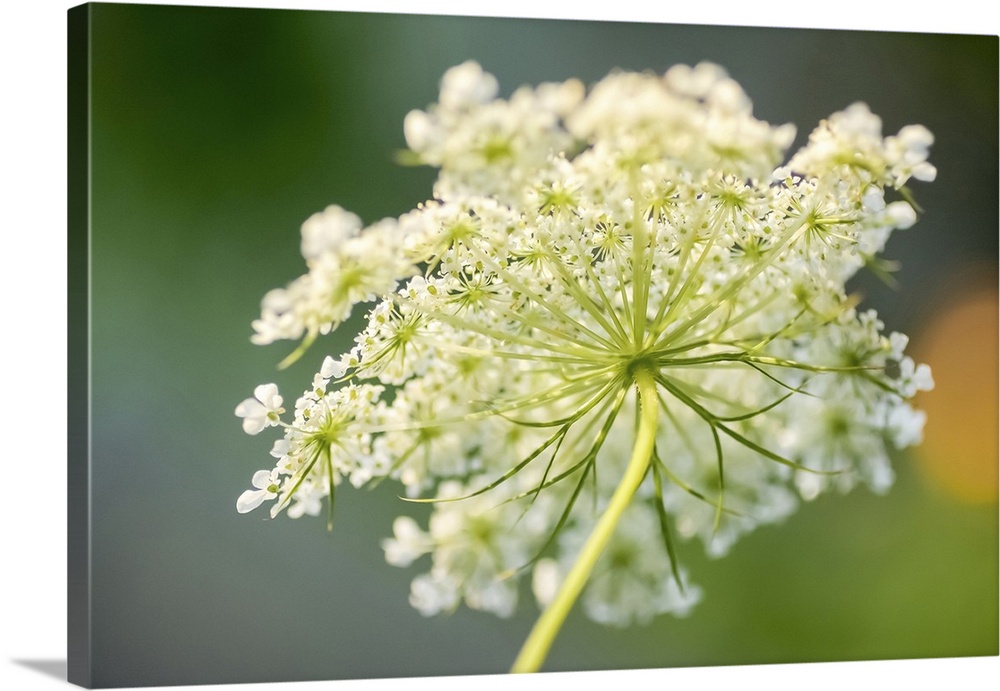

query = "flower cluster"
[[235, 61, 933, 665]]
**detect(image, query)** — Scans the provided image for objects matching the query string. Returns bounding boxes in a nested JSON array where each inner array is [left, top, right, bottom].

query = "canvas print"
[[67, 3, 998, 688]]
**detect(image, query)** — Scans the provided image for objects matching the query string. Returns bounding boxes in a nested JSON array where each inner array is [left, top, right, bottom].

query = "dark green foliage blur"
[[83, 3, 997, 686]]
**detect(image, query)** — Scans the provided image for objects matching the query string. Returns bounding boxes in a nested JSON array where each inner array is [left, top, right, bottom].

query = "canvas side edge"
[[68, 3, 93, 688]]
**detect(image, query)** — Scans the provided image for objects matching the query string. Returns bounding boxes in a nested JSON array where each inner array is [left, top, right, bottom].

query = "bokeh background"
[[80, 3, 997, 687]]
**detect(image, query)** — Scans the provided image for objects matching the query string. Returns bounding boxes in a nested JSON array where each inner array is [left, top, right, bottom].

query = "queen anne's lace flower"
[[234, 383, 284, 435], [235, 61, 934, 672]]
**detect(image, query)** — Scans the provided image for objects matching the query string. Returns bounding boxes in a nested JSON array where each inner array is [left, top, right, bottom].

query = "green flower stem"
[[510, 367, 660, 673]]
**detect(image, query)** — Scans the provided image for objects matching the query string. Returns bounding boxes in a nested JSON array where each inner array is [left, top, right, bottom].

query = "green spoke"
[[465, 243, 623, 352], [544, 249, 632, 350], [567, 232, 634, 347], [403, 425, 572, 505], [324, 445, 336, 532], [650, 455, 684, 591]]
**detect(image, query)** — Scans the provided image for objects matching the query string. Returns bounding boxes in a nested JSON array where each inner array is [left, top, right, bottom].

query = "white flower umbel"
[[236, 62, 934, 673]]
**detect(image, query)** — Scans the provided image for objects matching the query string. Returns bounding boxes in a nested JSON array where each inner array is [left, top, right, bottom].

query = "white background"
[[2, 1, 996, 690]]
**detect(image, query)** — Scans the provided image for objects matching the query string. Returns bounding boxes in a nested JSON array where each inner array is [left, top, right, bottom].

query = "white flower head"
[[236, 61, 934, 671]]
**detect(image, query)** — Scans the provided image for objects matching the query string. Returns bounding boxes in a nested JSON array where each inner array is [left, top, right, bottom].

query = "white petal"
[[393, 515, 423, 541], [235, 398, 264, 418], [912, 162, 937, 182], [898, 124, 934, 149], [236, 489, 266, 514], [320, 355, 347, 379], [251, 469, 273, 489], [914, 363, 934, 391], [300, 205, 363, 260], [253, 383, 281, 409], [382, 516, 428, 567], [862, 186, 885, 212], [241, 417, 267, 435], [889, 332, 909, 358], [409, 573, 459, 616], [403, 109, 434, 151], [885, 201, 917, 229], [439, 61, 498, 109]]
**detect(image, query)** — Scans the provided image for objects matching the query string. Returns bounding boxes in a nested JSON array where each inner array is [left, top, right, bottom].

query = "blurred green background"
[[82, 3, 997, 687]]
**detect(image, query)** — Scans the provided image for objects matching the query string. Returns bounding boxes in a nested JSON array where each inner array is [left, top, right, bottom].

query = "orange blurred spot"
[[910, 274, 998, 504]]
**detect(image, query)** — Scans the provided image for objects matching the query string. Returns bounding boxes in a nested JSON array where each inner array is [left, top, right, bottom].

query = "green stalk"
[[510, 367, 660, 673]]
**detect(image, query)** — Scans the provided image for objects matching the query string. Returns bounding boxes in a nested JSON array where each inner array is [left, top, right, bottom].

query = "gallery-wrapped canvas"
[[67, 2, 998, 688]]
